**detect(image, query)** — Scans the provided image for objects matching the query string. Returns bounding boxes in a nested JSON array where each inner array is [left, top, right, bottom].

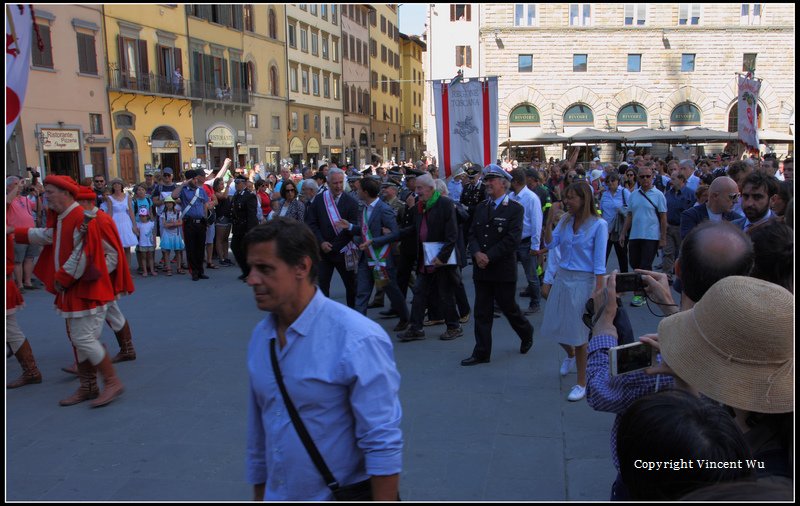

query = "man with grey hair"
[[7, 176, 43, 291], [678, 159, 701, 193], [306, 167, 359, 307], [389, 172, 463, 341]]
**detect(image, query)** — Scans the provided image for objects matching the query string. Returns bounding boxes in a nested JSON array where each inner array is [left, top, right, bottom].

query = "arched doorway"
[[151, 126, 181, 176], [727, 103, 764, 131], [118, 138, 136, 184]]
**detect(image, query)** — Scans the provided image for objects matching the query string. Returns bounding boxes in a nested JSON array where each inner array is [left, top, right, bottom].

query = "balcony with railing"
[[107, 69, 252, 106]]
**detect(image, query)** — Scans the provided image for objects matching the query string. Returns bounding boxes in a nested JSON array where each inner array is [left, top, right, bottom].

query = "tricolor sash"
[[362, 205, 390, 287], [323, 191, 359, 270]]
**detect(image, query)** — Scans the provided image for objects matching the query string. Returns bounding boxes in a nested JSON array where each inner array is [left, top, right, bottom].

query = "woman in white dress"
[[106, 179, 139, 269]]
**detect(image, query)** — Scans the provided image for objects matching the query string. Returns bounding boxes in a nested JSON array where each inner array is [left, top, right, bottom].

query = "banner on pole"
[[6, 4, 33, 144], [433, 76, 498, 179], [737, 75, 760, 150]]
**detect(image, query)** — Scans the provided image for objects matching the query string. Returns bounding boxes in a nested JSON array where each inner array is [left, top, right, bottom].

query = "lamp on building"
[[494, 29, 500, 41], [662, 30, 670, 49], [207, 140, 214, 148], [145, 136, 152, 146], [187, 138, 194, 148]]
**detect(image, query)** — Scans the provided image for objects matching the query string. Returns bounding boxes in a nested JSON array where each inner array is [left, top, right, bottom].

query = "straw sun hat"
[[657, 276, 794, 414]]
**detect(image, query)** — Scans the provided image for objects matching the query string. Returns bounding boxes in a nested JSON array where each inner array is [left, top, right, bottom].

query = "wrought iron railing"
[[107, 69, 251, 105]]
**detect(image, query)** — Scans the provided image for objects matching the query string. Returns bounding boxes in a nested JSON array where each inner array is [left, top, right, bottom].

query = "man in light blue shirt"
[[619, 166, 667, 307], [245, 218, 402, 501], [509, 168, 543, 313]]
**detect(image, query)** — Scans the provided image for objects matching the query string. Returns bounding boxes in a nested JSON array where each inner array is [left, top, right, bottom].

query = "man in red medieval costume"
[[13, 176, 125, 407], [60, 186, 137, 376]]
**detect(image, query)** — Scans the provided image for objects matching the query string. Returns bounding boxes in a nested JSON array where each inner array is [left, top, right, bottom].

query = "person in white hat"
[[642, 276, 793, 479]]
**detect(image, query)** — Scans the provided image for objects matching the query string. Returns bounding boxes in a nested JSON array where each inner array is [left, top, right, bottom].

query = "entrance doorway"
[[209, 148, 234, 171], [46, 151, 80, 181], [90, 148, 107, 181], [118, 138, 136, 184]]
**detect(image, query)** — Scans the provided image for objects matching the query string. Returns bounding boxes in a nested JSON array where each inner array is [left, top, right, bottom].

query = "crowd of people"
[[6, 148, 794, 501]]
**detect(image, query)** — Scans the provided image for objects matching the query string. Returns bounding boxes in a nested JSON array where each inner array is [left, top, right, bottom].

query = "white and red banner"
[[433, 77, 498, 179], [6, 4, 33, 144], [737, 75, 760, 151]]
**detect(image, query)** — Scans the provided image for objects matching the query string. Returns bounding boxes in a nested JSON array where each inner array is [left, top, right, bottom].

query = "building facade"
[[400, 33, 426, 162], [242, 5, 289, 172], [103, 4, 196, 183], [285, 4, 343, 167], [342, 4, 373, 168], [14, 5, 113, 182], [480, 3, 795, 160], [422, 4, 482, 164], [369, 4, 401, 163]]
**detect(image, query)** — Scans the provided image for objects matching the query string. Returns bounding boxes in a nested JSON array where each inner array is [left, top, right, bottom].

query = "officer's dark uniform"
[[395, 171, 422, 300], [459, 169, 487, 247], [462, 167, 534, 365], [230, 179, 259, 279]]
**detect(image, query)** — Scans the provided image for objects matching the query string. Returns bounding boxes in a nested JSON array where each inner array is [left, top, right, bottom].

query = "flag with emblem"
[[433, 76, 498, 179], [737, 74, 760, 151], [6, 4, 34, 144]]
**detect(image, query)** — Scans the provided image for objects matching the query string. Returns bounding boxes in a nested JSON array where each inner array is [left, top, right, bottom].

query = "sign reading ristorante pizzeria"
[[40, 129, 80, 151]]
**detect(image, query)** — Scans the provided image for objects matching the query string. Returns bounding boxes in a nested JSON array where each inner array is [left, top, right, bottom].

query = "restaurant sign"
[[41, 129, 80, 151]]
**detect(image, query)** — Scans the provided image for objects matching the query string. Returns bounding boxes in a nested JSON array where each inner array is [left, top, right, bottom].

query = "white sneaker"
[[567, 385, 586, 402], [560, 356, 576, 376]]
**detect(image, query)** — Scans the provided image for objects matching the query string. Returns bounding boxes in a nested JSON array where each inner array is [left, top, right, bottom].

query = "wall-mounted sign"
[[307, 138, 320, 153], [509, 104, 541, 124], [617, 103, 648, 124], [151, 140, 181, 149], [40, 129, 80, 151], [289, 137, 303, 154], [208, 127, 235, 147], [563, 104, 594, 125], [670, 103, 701, 126]]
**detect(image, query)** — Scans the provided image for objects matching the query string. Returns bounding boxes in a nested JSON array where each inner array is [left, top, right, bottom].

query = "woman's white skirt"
[[540, 268, 595, 347]]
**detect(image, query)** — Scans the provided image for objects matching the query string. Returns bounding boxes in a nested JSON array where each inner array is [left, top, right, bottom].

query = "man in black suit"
[[391, 173, 462, 342], [461, 165, 534, 366], [231, 174, 259, 280], [680, 176, 743, 239], [306, 167, 359, 308]]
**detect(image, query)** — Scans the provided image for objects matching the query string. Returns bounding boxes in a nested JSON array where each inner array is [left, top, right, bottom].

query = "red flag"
[[6, 5, 33, 143]]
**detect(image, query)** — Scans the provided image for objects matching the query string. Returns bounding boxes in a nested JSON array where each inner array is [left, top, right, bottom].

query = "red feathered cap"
[[43, 175, 80, 197]]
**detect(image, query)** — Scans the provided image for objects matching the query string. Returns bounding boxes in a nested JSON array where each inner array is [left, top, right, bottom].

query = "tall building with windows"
[[342, 5, 374, 168], [14, 5, 114, 181], [185, 5, 255, 172], [480, 3, 795, 161], [400, 33, 426, 162], [285, 4, 343, 166], [422, 4, 481, 164], [369, 4, 401, 163], [241, 5, 289, 172]]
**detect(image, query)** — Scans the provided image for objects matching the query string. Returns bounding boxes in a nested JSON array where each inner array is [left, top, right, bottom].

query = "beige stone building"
[[369, 4, 401, 163], [14, 5, 112, 181], [342, 5, 374, 168], [400, 33, 426, 162], [480, 3, 795, 160], [286, 4, 343, 167]]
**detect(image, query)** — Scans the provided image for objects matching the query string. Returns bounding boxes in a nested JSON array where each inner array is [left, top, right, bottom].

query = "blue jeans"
[[516, 240, 541, 308]]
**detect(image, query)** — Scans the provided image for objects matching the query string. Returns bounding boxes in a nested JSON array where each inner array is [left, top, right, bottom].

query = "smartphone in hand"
[[609, 341, 656, 376]]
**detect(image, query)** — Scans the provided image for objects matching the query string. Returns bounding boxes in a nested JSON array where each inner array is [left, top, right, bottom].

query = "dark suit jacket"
[[680, 204, 743, 239], [468, 196, 524, 282], [231, 190, 259, 231], [306, 191, 359, 261], [351, 199, 399, 268], [386, 195, 459, 266]]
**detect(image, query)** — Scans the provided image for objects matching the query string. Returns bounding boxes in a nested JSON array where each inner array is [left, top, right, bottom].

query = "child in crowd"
[[159, 196, 185, 275], [137, 207, 157, 277]]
